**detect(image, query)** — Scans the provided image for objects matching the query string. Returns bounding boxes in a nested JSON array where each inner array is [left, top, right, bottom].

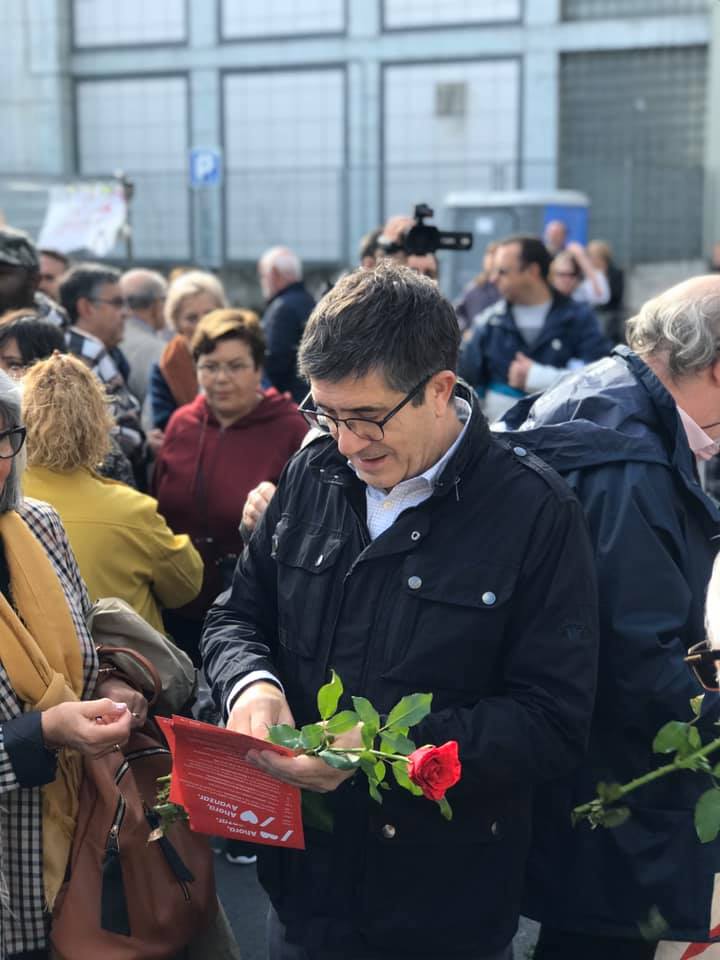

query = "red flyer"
[[156, 715, 305, 850]]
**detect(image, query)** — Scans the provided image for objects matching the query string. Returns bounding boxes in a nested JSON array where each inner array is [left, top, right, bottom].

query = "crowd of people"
[[0, 208, 719, 960]]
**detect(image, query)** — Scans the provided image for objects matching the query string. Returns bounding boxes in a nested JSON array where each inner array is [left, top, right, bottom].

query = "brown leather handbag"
[[50, 648, 217, 960]]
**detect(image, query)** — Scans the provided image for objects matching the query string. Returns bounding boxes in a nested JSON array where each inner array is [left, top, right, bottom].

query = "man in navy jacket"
[[503, 275, 720, 959], [258, 246, 315, 403], [459, 235, 611, 422]]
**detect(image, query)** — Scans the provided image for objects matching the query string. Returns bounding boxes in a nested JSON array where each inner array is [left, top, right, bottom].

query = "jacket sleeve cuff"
[[226, 671, 285, 720], [2, 711, 59, 787]]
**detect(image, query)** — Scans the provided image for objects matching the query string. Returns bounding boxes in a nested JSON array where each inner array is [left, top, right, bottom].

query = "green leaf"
[[438, 797, 453, 821], [317, 750, 360, 771], [267, 724, 301, 749], [359, 757, 378, 781], [317, 670, 343, 721], [638, 906, 669, 941], [686, 725, 702, 752], [392, 760, 423, 795], [380, 732, 416, 756], [711, 761, 720, 776], [300, 723, 325, 751], [695, 788, 720, 843], [368, 780, 383, 804], [596, 781, 623, 804], [325, 710, 359, 735], [352, 696, 380, 730], [386, 693, 433, 731], [361, 725, 377, 750], [653, 721, 692, 755], [691, 694, 705, 717], [599, 806, 630, 828], [374, 760, 386, 783]]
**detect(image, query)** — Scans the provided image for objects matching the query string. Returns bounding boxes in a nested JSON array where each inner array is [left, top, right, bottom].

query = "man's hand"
[[95, 676, 148, 728], [227, 681, 294, 739], [240, 482, 276, 539], [507, 352, 533, 391], [41, 699, 133, 756], [248, 723, 363, 793]]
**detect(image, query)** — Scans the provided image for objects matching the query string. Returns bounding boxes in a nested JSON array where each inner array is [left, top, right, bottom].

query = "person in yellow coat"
[[21, 353, 203, 635]]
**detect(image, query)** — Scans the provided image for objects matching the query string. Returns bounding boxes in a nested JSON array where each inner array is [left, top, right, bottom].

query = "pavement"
[[215, 852, 540, 960]]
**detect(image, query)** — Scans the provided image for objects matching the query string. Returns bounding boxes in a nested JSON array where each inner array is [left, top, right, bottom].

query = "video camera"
[[380, 204, 473, 257]]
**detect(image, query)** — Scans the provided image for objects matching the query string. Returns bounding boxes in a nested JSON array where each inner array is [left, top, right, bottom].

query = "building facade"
[[0, 0, 714, 280]]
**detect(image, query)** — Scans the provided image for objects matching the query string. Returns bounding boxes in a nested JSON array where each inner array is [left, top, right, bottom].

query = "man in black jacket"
[[202, 262, 599, 960], [502, 275, 720, 959], [258, 246, 315, 403]]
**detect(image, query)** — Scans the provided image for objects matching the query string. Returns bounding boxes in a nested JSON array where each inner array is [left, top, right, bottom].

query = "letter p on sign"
[[190, 148, 222, 188]]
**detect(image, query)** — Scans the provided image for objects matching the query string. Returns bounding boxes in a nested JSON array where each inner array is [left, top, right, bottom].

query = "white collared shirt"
[[362, 397, 472, 539]]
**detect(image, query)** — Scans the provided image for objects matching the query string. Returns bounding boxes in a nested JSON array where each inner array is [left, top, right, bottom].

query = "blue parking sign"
[[190, 148, 222, 188]]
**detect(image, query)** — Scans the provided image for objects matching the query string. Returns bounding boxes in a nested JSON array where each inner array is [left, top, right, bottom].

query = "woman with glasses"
[[20, 353, 203, 638], [153, 309, 307, 668], [0, 369, 144, 960]]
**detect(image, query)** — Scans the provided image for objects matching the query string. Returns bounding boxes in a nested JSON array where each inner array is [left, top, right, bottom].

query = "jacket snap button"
[[551, 338, 562, 350], [482, 591, 496, 606], [410, 531, 421, 541], [491, 821, 500, 836], [315, 554, 324, 566], [513, 446, 527, 457], [382, 824, 396, 839], [408, 576, 422, 590]]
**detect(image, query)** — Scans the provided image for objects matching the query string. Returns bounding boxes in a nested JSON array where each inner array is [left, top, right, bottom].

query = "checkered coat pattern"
[[0, 498, 97, 956]]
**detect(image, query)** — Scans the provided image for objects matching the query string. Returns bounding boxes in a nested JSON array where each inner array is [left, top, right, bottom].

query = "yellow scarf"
[[0, 510, 85, 908]]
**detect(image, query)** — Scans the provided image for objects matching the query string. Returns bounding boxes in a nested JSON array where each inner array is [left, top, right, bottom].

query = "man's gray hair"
[[259, 247, 302, 282], [626, 293, 720, 379], [0, 372, 24, 513], [120, 268, 167, 311]]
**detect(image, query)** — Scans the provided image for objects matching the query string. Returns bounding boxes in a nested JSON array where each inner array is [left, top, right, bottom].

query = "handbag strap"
[[96, 644, 162, 707]]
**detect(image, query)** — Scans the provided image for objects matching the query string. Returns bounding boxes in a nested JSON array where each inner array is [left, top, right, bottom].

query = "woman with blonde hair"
[[22, 353, 203, 635], [149, 270, 227, 431]]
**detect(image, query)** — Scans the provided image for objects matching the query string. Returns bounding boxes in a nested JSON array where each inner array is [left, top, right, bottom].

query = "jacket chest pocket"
[[273, 517, 348, 659], [382, 556, 516, 692]]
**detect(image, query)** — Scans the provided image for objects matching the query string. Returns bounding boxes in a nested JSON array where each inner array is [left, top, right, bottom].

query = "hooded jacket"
[[502, 346, 720, 942], [153, 388, 307, 619]]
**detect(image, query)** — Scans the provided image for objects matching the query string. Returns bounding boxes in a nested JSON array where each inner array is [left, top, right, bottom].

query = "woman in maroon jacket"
[[153, 308, 307, 666]]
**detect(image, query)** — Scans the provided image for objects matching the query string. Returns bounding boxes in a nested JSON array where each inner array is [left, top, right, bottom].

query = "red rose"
[[406, 741, 461, 802]]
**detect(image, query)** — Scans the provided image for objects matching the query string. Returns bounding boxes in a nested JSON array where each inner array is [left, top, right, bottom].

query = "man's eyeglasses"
[[89, 297, 126, 309], [299, 375, 432, 442], [685, 641, 720, 691], [0, 426, 26, 460]]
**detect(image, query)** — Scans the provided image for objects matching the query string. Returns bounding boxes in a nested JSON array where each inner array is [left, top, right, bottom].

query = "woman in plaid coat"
[[0, 370, 144, 960]]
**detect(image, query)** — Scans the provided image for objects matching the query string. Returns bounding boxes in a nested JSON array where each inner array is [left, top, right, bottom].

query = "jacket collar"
[[491, 291, 578, 351]]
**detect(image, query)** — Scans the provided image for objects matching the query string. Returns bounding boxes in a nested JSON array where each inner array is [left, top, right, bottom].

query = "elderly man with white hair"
[[257, 246, 315, 403], [502, 275, 720, 959], [119, 268, 168, 404]]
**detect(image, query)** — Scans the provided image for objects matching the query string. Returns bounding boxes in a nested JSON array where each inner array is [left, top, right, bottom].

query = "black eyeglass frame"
[[299, 374, 433, 442], [685, 640, 720, 691], [0, 426, 27, 459]]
